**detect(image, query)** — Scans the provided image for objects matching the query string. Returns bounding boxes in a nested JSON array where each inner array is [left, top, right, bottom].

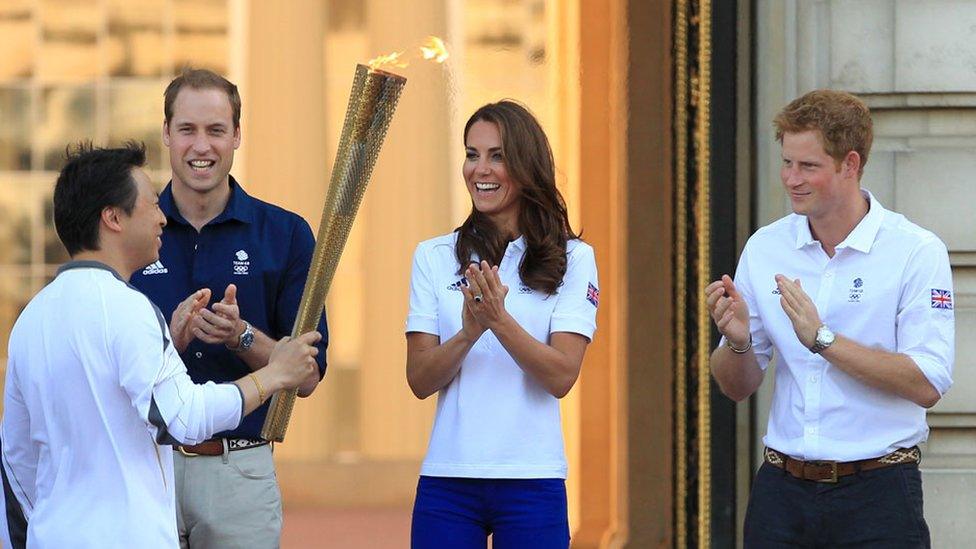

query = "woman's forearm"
[[490, 316, 587, 398], [406, 332, 479, 399]]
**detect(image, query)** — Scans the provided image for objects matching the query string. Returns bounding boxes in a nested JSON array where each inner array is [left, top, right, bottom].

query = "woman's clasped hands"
[[460, 260, 511, 339]]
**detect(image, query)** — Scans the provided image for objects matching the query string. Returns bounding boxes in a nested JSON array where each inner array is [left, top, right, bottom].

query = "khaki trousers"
[[174, 443, 282, 549]]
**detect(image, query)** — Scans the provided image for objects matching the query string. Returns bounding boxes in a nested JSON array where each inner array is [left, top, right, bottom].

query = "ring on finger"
[[473, 294, 483, 303]]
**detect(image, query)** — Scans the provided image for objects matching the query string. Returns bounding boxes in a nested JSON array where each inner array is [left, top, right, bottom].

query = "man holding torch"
[[130, 69, 328, 548], [0, 143, 321, 547]]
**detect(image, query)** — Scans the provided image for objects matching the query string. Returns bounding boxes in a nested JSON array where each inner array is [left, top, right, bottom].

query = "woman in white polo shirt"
[[406, 100, 599, 548]]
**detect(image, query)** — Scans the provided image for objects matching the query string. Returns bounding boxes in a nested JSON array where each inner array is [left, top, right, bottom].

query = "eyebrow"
[[175, 121, 227, 128], [782, 156, 822, 165], [465, 146, 503, 152]]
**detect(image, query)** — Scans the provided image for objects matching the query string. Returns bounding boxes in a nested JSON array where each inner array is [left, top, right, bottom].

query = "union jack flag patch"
[[586, 282, 600, 308], [931, 289, 953, 310]]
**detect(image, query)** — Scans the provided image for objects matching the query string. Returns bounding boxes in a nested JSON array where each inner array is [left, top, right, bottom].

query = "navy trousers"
[[744, 461, 930, 548], [411, 476, 570, 549]]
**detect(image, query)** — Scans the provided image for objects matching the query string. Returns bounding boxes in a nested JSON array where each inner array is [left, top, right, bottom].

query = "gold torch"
[[260, 63, 407, 442]]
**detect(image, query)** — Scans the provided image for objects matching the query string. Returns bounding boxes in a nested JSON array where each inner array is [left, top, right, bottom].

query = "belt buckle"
[[809, 460, 838, 483], [177, 446, 200, 457]]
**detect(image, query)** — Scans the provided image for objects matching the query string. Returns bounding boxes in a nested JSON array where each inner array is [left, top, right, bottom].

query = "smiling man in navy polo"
[[130, 68, 328, 548]]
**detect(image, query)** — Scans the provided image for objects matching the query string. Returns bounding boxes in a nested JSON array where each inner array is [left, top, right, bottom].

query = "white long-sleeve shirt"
[[1, 261, 244, 548], [724, 191, 954, 461]]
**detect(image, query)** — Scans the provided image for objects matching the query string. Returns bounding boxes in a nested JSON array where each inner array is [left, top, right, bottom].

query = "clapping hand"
[[775, 275, 821, 349], [170, 288, 211, 353], [705, 275, 751, 349], [460, 260, 510, 332], [193, 283, 245, 347]]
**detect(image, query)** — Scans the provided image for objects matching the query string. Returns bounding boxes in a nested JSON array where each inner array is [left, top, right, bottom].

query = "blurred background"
[[0, 0, 583, 547], [1, 1, 975, 548]]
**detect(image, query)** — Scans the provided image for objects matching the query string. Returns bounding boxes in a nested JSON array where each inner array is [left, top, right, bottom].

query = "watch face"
[[240, 330, 255, 349], [817, 326, 835, 345]]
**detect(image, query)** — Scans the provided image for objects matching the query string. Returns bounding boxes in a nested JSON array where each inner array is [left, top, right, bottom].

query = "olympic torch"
[[260, 64, 407, 442]]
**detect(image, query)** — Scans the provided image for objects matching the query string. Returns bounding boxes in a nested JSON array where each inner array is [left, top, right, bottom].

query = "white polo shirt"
[[1, 262, 243, 548], [406, 233, 598, 479], [729, 191, 954, 461]]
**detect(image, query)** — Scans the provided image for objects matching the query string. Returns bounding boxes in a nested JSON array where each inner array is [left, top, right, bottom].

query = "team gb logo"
[[233, 249, 250, 275]]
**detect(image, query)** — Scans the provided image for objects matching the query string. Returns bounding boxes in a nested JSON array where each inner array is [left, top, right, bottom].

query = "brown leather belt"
[[175, 438, 269, 457], [764, 446, 921, 483]]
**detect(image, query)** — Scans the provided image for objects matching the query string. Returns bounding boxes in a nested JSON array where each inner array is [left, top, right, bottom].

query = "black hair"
[[54, 142, 147, 256]]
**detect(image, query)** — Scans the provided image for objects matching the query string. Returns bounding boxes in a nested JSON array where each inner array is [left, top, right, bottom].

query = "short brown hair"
[[164, 68, 242, 128], [774, 89, 873, 176]]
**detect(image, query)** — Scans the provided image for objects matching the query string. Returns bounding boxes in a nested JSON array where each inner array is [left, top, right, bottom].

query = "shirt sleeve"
[[406, 242, 440, 336], [720, 240, 774, 370], [112, 298, 243, 446], [1, 353, 36, 539], [896, 237, 954, 395], [276, 218, 328, 379], [550, 242, 599, 340]]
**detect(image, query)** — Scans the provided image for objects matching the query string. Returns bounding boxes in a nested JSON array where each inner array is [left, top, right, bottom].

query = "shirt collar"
[[792, 189, 885, 253], [159, 175, 255, 227], [507, 235, 527, 253], [57, 260, 125, 281], [838, 190, 885, 253]]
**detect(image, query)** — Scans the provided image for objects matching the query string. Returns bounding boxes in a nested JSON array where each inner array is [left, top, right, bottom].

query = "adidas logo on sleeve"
[[142, 261, 169, 275]]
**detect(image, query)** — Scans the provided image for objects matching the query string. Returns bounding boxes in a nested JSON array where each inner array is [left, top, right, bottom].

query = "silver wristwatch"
[[228, 321, 255, 353], [810, 324, 835, 354]]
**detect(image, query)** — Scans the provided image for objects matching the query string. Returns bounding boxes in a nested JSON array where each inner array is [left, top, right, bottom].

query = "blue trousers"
[[411, 476, 570, 549], [744, 461, 930, 548]]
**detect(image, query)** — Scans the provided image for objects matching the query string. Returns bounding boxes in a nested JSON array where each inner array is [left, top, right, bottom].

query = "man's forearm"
[[233, 328, 322, 397], [235, 328, 274, 371], [821, 336, 940, 408], [234, 366, 286, 416], [710, 345, 764, 401]]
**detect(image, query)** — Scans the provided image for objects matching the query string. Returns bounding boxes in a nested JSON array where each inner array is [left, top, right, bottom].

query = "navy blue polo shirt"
[[130, 176, 328, 439]]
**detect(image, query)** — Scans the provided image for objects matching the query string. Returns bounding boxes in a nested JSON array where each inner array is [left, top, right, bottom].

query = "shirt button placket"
[[191, 231, 206, 288], [803, 368, 823, 456], [804, 264, 834, 457]]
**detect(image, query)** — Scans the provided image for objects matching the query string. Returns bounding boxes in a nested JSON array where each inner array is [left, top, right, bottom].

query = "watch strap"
[[227, 321, 254, 352]]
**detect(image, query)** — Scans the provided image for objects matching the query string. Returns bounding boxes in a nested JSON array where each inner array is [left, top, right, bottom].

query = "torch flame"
[[420, 36, 450, 63], [367, 51, 407, 72], [367, 36, 450, 73]]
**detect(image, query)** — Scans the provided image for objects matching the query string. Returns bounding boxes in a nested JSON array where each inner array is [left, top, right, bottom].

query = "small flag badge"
[[586, 282, 600, 308], [931, 289, 953, 310]]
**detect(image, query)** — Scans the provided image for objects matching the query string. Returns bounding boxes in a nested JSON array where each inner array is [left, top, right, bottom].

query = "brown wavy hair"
[[455, 101, 578, 295]]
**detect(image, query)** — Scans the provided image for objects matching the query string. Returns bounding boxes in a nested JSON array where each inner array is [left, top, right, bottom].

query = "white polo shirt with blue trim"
[[406, 233, 599, 479]]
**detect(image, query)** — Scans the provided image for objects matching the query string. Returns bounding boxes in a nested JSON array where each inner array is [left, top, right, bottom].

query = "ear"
[[233, 124, 241, 150], [162, 120, 171, 147], [843, 150, 862, 178], [101, 206, 125, 234]]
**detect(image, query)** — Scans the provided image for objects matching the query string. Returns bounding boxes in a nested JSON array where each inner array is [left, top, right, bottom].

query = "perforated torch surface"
[[262, 64, 407, 442]]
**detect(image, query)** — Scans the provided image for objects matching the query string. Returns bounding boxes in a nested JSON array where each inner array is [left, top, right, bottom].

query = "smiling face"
[[119, 168, 167, 270], [780, 130, 858, 221], [163, 87, 240, 197], [463, 120, 522, 234]]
